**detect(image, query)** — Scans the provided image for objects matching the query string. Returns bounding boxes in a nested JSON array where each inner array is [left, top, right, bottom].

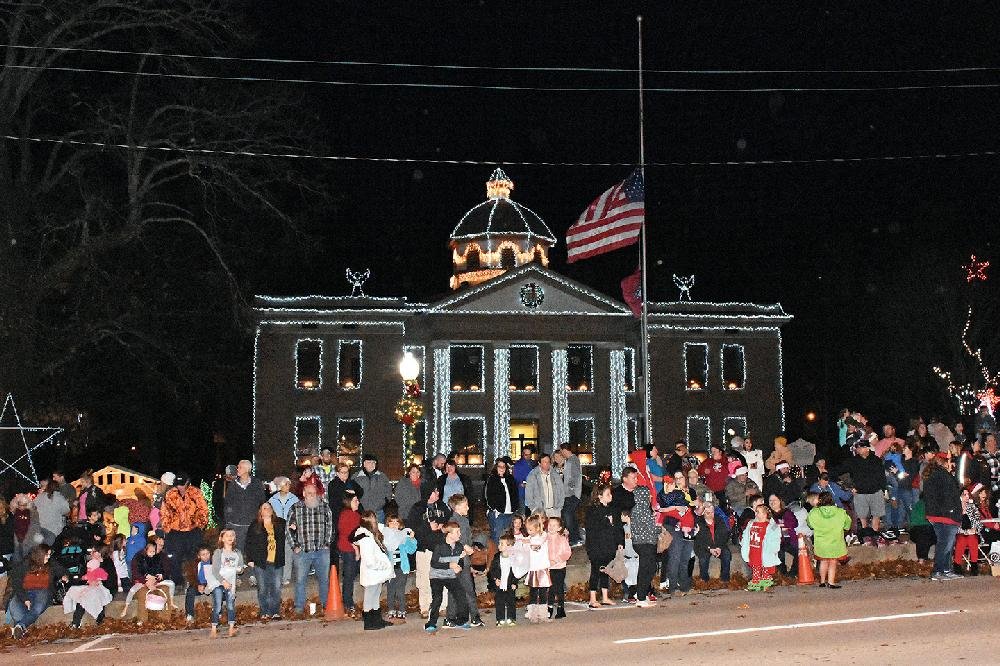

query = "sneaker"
[[470, 617, 485, 627], [425, 624, 437, 633], [271, 613, 281, 620], [636, 599, 654, 608], [876, 538, 887, 549], [625, 596, 637, 604], [442, 619, 458, 629], [943, 571, 963, 580], [185, 614, 194, 623], [658, 581, 669, 591], [458, 622, 471, 630], [508, 620, 518, 627], [930, 572, 947, 581], [13, 624, 26, 639], [496, 620, 504, 627], [647, 593, 657, 602], [571, 540, 584, 548]]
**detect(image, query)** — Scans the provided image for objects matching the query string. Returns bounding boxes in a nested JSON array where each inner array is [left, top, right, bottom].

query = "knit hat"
[[734, 466, 749, 477], [160, 472, 176, 486], [775, 462, 790, 471], [970, 482, 985, 495]]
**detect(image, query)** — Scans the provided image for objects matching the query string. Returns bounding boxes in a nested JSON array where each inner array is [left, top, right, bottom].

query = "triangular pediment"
[[429, 264, 630, 315]]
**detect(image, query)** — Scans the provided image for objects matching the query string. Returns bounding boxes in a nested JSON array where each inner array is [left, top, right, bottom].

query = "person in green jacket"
[[806, 492, 852, 589]]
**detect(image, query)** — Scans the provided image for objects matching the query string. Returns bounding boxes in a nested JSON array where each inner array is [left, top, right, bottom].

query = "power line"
[[5, 133, 1000, 168], [5, 43, 1000, 75], [9, 63, 1000, 93]]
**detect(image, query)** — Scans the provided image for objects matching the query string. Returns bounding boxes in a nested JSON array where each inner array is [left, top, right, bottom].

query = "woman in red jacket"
[[337, 491, 362, 617]]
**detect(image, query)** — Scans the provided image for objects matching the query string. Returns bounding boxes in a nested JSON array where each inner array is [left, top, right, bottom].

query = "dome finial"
[[486, 167, 513, 199]]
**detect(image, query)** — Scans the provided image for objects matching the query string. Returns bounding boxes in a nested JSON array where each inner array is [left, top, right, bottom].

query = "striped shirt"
[[288, 499, 333, 552]]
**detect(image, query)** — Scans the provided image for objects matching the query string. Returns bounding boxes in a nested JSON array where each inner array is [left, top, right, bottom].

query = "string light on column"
[[493, 347, 511, 460], [551, 348, 569, 448], [609, 349, 628, 473], [433, 348, 451, 456]]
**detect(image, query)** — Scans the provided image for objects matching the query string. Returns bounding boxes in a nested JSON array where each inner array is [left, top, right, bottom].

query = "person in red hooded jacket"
[[697, 444, 732, 501]]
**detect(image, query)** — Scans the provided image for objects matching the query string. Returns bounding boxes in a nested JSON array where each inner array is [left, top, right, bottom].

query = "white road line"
[[33, 633, 117, 657], [614, 609, 962, 644]]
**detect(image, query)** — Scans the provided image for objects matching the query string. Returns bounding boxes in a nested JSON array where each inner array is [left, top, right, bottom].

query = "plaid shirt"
[[314, 464, 336, 489], [985, 452, 1000, 488], [288, 499, 333, 552]]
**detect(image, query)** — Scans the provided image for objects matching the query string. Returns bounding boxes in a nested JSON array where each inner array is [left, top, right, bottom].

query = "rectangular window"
[[336, 417, 364, 466], [129, 475, 135, 484], [685, 415, 712, 453], [294, 416, 321, 459], [337, 340, 362, 390], [295, 339, 323, 390], [723, 416, 748, 443], [567, 344, 594, 392], [403, 345, 425, 385], [569, 417, 596, 465], [450, 345, 484, 392], [684, 342, 709, 390], [509, 345, 539, 391], [623, 347, 636, 392], [722, 343, 746, 391], [450, 416, 486, 466], [402, 420, 428, 465]]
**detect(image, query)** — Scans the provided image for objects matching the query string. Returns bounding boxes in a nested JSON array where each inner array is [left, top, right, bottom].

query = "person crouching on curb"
[[424, 522, 469, 633], [741, 502, 780, 591], [807, 491, 852, 588]]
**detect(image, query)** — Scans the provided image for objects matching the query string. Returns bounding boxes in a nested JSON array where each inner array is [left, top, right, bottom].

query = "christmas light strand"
[[493, 347, 512, 460], [609, 349, 629, 472], [551, 348, 570, 448], [433, 348, 451, 456]]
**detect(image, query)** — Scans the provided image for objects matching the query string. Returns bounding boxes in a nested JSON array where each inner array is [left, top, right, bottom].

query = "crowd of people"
[[0, 408, 997, 640]]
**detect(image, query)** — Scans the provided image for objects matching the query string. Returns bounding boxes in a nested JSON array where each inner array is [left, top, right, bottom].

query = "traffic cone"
[[325, 564, 348, 620], [796, 534, 815, 585]]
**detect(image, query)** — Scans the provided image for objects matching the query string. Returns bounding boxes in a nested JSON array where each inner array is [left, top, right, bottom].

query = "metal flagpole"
[[637, 15, 654, 449]]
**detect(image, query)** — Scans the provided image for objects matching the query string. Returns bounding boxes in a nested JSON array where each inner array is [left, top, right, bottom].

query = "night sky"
[[239, 3, 1000, 445]]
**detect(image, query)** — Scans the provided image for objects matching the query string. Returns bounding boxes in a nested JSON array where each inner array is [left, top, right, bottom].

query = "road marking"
[[614, 609, 962, 644], [33, 633, 117, 657]]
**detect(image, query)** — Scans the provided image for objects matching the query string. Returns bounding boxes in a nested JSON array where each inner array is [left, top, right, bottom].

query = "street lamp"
[[395, 352, 425, 466]]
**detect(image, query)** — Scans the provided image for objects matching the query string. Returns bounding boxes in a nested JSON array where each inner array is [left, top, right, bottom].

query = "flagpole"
[[637, 15, 654, 450]]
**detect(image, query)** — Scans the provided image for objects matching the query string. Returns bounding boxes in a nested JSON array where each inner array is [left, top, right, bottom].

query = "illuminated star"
[[0, 393, 63, 486], [964, 254, 989, 283]]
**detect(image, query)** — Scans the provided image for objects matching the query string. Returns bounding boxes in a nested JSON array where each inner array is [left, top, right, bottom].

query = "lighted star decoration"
[[964, 254, 989, 283], [0, 393, 63, 486]]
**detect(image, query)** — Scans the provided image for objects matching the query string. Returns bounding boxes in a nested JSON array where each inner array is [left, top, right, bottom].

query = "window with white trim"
[[722, 343, 746, 391], [295, 339, 322, 390], [567, 344, 594, 392], [569, 417, 595, 465], [723, 416, 748, 442], [337, 340, 362, 390], [684, 342, 709, 391], [449, 416, 486, 466], [685, 415, 712, 453], [294, 416, 321, 459], [450, 345, 484, 392], [509, 344, 539, 391], [336, 417, 363, 466]]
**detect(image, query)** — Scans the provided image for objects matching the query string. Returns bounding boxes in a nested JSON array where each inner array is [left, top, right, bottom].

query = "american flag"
[[566, 169, 644, 263]]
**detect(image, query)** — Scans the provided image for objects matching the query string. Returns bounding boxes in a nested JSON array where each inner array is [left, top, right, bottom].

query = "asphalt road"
[[6, 576, 996, 664]]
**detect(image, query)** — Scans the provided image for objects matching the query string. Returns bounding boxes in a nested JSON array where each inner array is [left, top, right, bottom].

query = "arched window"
[[533, 247, 544, 264], [500, 247, 516, 269], [466, 248, 481, 270]]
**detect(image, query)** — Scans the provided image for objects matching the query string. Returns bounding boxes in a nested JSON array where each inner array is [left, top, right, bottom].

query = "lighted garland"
[[609, 349, 628, 473], [395, 380, 425, 466], [201, 480, 217, 529], [551, 348, 569, 447], [433, 347, 451, 456], [493, 347, 511, 459]]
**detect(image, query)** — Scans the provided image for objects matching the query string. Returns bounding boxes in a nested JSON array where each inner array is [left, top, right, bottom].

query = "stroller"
[[52, 537, 88, 604]]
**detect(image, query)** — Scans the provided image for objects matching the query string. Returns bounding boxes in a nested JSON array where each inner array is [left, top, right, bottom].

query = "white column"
[[610, 348, 628, 474], [433, 346, 451, 456], [493, 346, 511, 460], [551, 347, 569, 449]]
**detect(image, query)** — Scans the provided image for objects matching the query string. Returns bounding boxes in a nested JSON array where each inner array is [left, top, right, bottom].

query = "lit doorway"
[[510, 420, 539, 459]]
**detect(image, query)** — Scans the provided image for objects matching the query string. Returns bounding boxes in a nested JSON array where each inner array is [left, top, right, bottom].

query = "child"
[[955, 486, 983, 575], [425, 522, 469, 633], [524, 513, 551, 624], [510, 514, 529, 541], [64, 558, 113, 628], [446, 494, 483, 627], [806, 491, 852, 588], [622, 516, 639, 604], [488, 533, 520, 626], [381, 514, 417, 621], [126, 541, 175, 622], [82, 510, 106, 549], [183, 545, 218, 623], [110, 535, 131, 594], [741, 502, 781, 591], [659, 483, 696, 539], [210, 528, 244, 637], [125, 523, 146, 568], [545, 516, 571, 618], [355, 510, 394, 630]]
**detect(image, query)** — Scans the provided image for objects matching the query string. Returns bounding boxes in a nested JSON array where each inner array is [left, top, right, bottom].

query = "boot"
[[968, 562, 979, 576], [548, 605, 556, 620], [554, 603, 566, 619], [375, 610, 392, 628], [953, 562, 965, 576]]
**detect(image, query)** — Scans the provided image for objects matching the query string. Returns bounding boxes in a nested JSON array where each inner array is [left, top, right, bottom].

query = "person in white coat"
[[356, 511, 394, 631], [733, 436, 765, 493]]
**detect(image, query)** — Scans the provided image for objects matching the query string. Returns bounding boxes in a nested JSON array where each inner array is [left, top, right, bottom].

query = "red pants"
[[750, 565, 775, 583], [954, 534, 979, 564]]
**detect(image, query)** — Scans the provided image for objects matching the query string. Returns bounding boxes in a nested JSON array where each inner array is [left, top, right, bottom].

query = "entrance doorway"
[[510, 420, 539, 459]]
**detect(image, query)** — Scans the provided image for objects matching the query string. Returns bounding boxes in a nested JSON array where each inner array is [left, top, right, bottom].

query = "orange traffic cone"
[[796, 534, 815, 585], [325, 564, 348, 620]]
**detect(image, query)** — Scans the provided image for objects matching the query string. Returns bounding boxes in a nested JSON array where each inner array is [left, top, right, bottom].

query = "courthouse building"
[[252, 170, 791, 478]]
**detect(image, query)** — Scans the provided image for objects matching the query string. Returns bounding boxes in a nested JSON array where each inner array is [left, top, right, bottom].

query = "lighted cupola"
[[449, 168, 556, 290]]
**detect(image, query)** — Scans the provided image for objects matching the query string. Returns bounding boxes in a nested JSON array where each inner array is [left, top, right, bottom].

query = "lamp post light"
[[396, 352, 425, 466]]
